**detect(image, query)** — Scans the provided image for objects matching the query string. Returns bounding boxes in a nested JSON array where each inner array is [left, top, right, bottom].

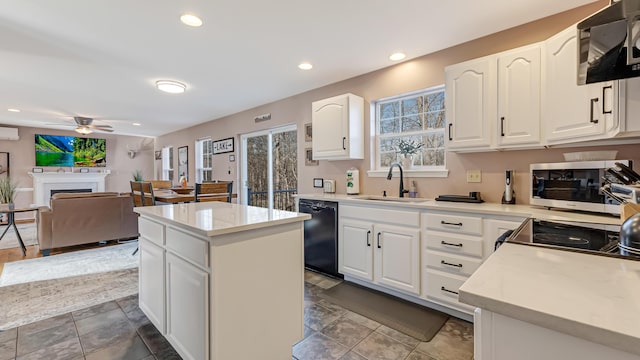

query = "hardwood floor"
[[0, 241, 122, 276]]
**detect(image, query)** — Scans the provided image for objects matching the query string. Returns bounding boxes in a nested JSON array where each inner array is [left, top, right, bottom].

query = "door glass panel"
[[246, 134, 268, 208], [272, 130, 297, 211]]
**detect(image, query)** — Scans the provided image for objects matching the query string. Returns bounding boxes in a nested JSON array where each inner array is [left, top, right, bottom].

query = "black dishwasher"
[[299, 199, 342, 278]]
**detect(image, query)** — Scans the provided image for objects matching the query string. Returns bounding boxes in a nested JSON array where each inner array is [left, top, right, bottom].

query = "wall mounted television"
[[35, 134, 107, 167]]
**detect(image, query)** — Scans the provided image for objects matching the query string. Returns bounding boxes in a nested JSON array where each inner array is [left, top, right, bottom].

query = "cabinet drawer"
[[424, 213, 482, 235], [341, 205, 420, 227], [139, 217, 164, 246], [424, 231, 483, 258], [424, 269, 474, 313], [425, 250, 482, 277], [166, 227, 209, 268]]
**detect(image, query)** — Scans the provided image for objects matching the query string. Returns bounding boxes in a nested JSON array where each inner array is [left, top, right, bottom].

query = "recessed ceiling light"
[[180, 14, 203, 27], [7, 108, 20, 113], [156, 80, 186, 94], [298, 62, 313, 70], [132, 122, 141, 126], [389, 52, 406, 61]]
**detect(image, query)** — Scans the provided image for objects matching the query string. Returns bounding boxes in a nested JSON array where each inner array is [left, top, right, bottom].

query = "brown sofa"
[[37, 192, 139, 256]]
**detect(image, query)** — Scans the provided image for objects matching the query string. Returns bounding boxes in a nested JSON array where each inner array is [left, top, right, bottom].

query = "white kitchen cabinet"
[[474, 308, 640, 360], [497, 44, 541, 146], [166, 253, 209, 360], [312, 93, 364, 160], [484, 218, 524, 257], [543, 26, 618, 143], [138, 237, 165, 333], [339, 204, 421, 295], [445, 55, 496, 150], [340, 218, 374, 281]]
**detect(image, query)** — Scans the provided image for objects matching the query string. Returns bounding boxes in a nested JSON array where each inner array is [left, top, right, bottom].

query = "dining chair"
[[149, 180, 172, 189], [195, 181, 233, 203], [130, 181, 156, 256]]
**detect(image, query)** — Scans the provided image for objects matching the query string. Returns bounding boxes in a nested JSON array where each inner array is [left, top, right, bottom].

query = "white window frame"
[[161, 146, 174, 181], [195, 137, 213, 183], [368, 85, 449, 178]]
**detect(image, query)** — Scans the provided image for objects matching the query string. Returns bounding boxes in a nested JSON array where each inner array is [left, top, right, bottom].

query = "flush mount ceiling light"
[[7, 108, 20, 112], [156, 80, 186, 94], [180, 14, 203, 27], [75, 127, 93, 135], [298, 62, 313, 70], [389, 52, 406, 61]]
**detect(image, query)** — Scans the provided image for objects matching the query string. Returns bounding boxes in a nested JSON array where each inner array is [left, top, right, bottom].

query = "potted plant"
[[396, 139, 424, 169], [0, 177, 18, 209], [132, 170, 143, 182]]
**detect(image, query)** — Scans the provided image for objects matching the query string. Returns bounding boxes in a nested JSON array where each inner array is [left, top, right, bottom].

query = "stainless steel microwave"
[[530, 160, 631, 214]]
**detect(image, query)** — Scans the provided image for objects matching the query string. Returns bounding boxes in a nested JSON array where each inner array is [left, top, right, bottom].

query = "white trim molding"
[[367, 169, 449, 178], [29, 172, 109, 207]]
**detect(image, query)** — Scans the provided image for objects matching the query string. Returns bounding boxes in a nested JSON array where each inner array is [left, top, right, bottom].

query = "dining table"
[[153, 188, 237, 204]]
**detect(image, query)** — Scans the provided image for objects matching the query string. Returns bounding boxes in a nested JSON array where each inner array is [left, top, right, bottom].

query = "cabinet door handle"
[[441, 286, 459, 295], [590, 98, 599, 124], [441, 240, 463, 247], [448, 123, 453, 141], [377, 232, 382, 249], [366, 230, 371, 247], [441, 260, 463, 268], [441, 220, 463, 226], [500, 117, 505, 137], [602, 85, 613, 114], [342, 137, 347, 150]]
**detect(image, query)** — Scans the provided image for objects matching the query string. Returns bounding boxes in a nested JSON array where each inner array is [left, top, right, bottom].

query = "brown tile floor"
[[0, 270, 473, 360], [297, 271, 474, 360]]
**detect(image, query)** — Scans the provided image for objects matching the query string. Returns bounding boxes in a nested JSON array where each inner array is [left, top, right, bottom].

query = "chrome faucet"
[[387, 162, 409, 197]]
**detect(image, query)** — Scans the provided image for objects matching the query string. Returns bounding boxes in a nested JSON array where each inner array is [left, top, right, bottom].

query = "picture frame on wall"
[[155, 150, 162, 160], [305, 148, 318, 166], [304, 123, 313, 142], [213, 137, 234, 154], [178, 146, 188, 181]]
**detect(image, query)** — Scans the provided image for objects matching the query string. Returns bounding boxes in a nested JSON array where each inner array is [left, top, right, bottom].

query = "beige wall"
[[156, 1, 640, 205], [0, 126, 154, 219]]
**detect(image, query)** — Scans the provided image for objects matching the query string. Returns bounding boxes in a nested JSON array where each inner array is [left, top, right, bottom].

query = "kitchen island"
[[459, 242, 640, 360], [133, 202, 310, 360]]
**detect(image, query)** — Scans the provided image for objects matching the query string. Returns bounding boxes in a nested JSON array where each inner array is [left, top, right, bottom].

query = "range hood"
[[578, 0, 640, 84]]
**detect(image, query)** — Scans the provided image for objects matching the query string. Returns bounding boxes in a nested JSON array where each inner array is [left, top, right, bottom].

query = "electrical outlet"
[[466, 170, 481, 183]]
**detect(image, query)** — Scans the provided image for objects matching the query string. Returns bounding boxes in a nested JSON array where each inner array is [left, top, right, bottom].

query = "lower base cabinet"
[[165, 253, 209, 360], [138, 238, 165, 333], [474, 308, 640, 360]]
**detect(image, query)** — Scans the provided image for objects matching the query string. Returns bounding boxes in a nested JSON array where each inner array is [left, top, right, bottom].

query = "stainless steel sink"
[[355, 195, 431, 203]]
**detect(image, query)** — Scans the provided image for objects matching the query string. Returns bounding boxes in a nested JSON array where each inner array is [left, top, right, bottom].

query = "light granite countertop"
[[134, 202, 310, 237], [296, 193, 622, 225], [458, 243, 640, 356]]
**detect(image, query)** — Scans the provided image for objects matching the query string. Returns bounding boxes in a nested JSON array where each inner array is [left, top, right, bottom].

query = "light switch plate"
[[313, 178, 324, 188], [466, 170, 481, 183]]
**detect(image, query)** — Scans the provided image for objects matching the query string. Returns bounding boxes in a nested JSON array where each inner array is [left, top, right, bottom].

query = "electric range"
[[502, 217, 640, 261]]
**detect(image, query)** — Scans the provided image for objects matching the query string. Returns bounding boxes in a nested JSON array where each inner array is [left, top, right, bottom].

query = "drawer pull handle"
[[441, 241, 463, 247], [441, 286, 459, 295], [377, 232, 382, 249], [366, 230, 371, 247], [441, 220, 463, 226], [441, 260, 463, 268]]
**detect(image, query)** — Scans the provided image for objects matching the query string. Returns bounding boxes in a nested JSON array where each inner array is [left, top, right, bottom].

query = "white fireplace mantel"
[[29, 172, 109, 206]]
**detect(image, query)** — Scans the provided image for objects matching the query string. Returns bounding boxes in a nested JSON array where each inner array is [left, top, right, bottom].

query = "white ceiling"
[[0, 0, 597, 137]]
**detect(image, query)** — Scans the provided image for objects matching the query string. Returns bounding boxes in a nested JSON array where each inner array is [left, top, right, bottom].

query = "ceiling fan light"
[[75, 127, 93, 135], [156, 80, 186, 94]]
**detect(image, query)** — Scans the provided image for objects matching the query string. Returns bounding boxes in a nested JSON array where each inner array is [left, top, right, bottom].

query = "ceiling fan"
[[72, 116, 113, 134]]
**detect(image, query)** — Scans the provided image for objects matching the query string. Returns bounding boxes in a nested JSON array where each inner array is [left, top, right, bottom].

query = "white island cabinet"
[[459, 243, 640, 360], [134, 202, 310, 360]]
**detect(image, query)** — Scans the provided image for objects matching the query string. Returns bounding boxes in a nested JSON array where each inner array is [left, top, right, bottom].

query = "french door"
[[240, 125, 297, 211]]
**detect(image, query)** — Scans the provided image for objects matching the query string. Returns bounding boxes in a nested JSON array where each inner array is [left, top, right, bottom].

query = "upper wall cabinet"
[[497, 44, 542, 147], [445, 55, 496, 151], [445, 43, 542, 151], [312, 93, 364, 160], [543, 26, 617, 144]]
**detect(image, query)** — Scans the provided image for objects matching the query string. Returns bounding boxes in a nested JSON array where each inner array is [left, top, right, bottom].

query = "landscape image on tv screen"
[[35, 134, 106, 167]]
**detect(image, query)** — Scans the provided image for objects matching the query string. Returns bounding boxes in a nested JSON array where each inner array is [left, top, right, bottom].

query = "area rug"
[[0, 222, 38, 250], [0, 268, 138, 330], [319, 282, 449, 342], [0, 241, 138, 286]]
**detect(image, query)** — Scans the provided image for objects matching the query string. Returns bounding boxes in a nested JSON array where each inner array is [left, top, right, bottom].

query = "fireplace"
[[50, 188, 93, 196], [29, 171, 109, 206]]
